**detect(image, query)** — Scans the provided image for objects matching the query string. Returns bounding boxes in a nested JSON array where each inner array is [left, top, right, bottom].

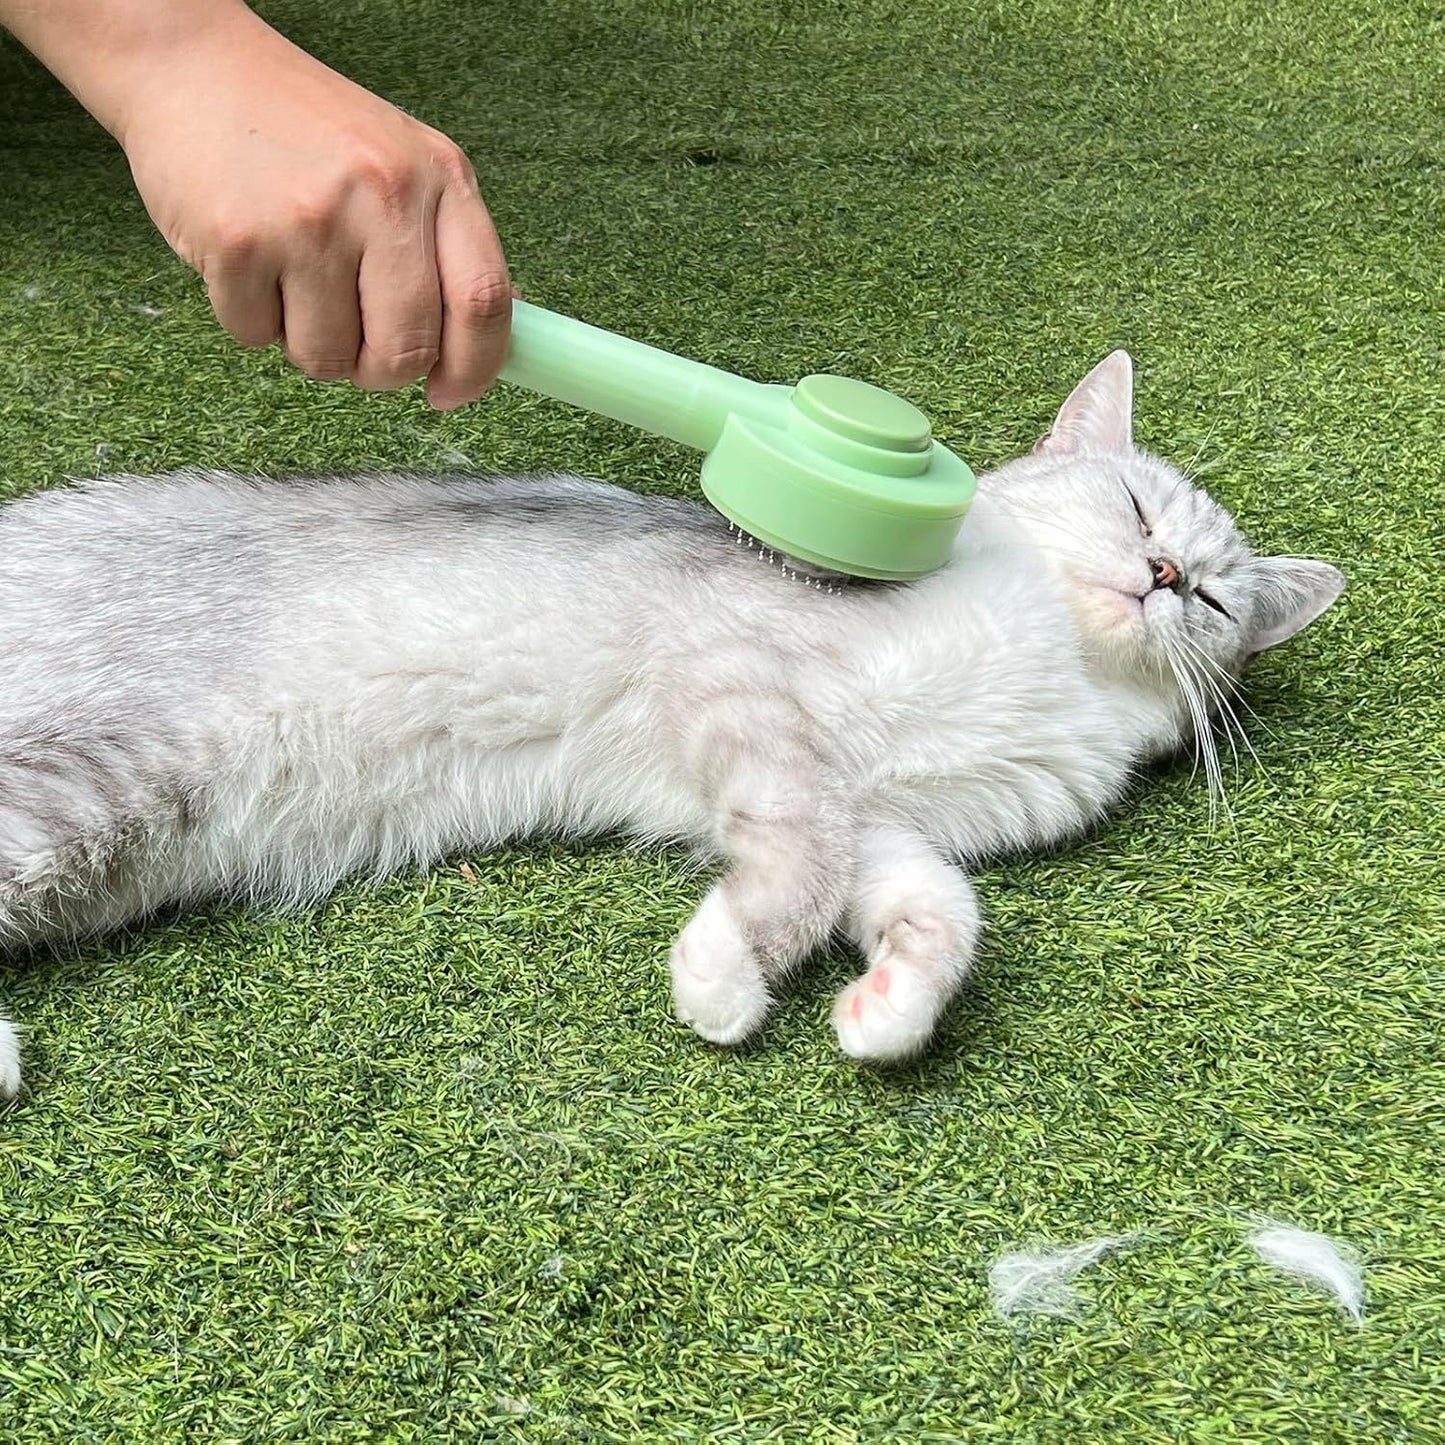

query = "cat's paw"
[[670, 887, 772, 1046], [832, 961, 939, 1063], [0, 1016, 21, 1101]]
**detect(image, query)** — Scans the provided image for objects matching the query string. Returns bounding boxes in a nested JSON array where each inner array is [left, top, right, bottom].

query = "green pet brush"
[[497, 301, 976, 581]]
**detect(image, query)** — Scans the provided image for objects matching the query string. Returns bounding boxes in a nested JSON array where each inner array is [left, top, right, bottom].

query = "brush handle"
[[498, 300, 782, 452]]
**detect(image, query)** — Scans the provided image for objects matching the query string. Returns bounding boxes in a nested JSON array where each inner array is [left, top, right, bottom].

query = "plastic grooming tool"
[[497, 300, 976, 581]]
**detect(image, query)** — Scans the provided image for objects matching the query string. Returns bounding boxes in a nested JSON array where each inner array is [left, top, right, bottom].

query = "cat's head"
[[985, 352, 1344, 777]]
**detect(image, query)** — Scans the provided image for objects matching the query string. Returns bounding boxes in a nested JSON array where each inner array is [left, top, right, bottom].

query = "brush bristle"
[[725, 521, 845, 594]]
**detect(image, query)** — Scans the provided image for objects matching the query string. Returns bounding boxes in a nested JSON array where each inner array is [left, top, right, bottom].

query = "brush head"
[[700, 374, 977, 581]]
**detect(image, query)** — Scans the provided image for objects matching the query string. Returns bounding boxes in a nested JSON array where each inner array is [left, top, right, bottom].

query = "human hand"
[[113, 8, 510, 408]]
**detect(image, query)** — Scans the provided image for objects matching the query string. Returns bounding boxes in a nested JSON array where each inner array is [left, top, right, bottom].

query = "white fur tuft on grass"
[[1247, 1222, 1365, 1321], [988, 1235, 1133, 1319], [0, 1014, 20, 1100]]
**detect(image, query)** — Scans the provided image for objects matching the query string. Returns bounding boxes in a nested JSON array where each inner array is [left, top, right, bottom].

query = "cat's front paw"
[[670, 887, 772, 1046], [0, 1016, 21, 1101], [832, 961, 939, 1063]]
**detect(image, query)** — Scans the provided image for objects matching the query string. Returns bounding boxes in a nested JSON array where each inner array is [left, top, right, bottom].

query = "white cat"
[[0, 353, 1343, 1098]]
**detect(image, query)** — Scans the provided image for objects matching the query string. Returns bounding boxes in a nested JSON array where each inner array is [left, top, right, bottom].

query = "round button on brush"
[[792, 374, 932, 454]]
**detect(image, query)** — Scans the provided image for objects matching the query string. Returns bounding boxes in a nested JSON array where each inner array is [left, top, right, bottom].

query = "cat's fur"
[[0, 354, 1343, 1097]]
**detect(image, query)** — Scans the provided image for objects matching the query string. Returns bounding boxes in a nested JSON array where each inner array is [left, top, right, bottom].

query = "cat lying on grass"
[[0, 353, 1343, 1097]]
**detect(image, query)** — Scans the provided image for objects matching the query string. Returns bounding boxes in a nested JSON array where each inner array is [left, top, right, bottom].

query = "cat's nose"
[[1149, 557, 1182, 592]]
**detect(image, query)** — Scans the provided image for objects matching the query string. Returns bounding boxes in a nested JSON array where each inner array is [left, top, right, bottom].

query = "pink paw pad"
[[870, 965, 892, 995]]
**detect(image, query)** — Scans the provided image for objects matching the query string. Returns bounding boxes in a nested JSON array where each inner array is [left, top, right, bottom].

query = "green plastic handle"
[[499, 300, 775, 451], [496, 300, 976, 580]]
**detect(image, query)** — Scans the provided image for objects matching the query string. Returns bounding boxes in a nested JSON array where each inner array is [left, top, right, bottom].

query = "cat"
[[0, 352, 1344, 1098]]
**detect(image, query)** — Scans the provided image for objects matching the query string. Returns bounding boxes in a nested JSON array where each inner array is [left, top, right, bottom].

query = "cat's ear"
[[1244, 557, 1346, 653], [1034, 350, 1134, 455]]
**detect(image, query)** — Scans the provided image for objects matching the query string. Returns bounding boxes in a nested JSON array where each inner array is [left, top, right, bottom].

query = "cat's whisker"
[[1180, 420, 1220, 484], [1186, 654, 1232, 802], [1173, 634, 1266, 765], [1168, 628, 1245, 694], [1160, 631, 1232, 828], [1217, 696, 1265, 790], [1160, 636, 1208, 783], [1174, 633, 1270, 781], [1179, 636, 1281, 745], [1174, 649, 1244, 841], [1172, 641, 1238, 773]]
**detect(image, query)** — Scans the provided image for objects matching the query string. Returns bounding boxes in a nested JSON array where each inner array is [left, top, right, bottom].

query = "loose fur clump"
[[987, 1235, 1134, 1318], [1248, 1222, 1365, 1321], [0, 354, 1344, 1096], [0, 1020, 18, 1100]]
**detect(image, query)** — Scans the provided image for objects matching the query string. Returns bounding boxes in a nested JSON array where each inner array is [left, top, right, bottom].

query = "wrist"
[[0, 0, 279, 140]]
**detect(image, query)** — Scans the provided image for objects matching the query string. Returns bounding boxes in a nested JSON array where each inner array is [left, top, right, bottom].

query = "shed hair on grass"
[[987, 1235, 1133, 1319], [1248, 1222, 1365, 1322]]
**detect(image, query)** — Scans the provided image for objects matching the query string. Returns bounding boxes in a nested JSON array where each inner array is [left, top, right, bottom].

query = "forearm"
[[2, 0, 512, 404], [0, 0, 277, 140]]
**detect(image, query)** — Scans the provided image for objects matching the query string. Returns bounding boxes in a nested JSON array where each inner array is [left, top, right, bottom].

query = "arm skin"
[[0, 0, 511, 407]]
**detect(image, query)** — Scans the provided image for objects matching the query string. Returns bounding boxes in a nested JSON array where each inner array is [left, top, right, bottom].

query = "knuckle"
[[207, 225, 263, 272], [450, 270, 512, 326], [389, 340, 440, 371], [358, 341, 439, 388], [429, 138, 474, 188], [351, 146, 416, 207], [288, 199, 338, 242]]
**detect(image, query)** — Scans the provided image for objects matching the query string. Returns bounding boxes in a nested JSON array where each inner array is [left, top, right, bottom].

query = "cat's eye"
[[1124, 486, 1151, 535], [1195, 589, 1231, 619]]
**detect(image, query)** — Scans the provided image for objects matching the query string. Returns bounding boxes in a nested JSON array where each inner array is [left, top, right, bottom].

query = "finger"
[[353, 204, 443, 392], [206, 263, 283, 349], [425, 181, 511, 410], [278, 254, 363, 383]]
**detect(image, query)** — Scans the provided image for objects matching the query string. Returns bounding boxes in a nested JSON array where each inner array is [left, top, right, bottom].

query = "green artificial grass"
[[1, 0, 1442, 1437]]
